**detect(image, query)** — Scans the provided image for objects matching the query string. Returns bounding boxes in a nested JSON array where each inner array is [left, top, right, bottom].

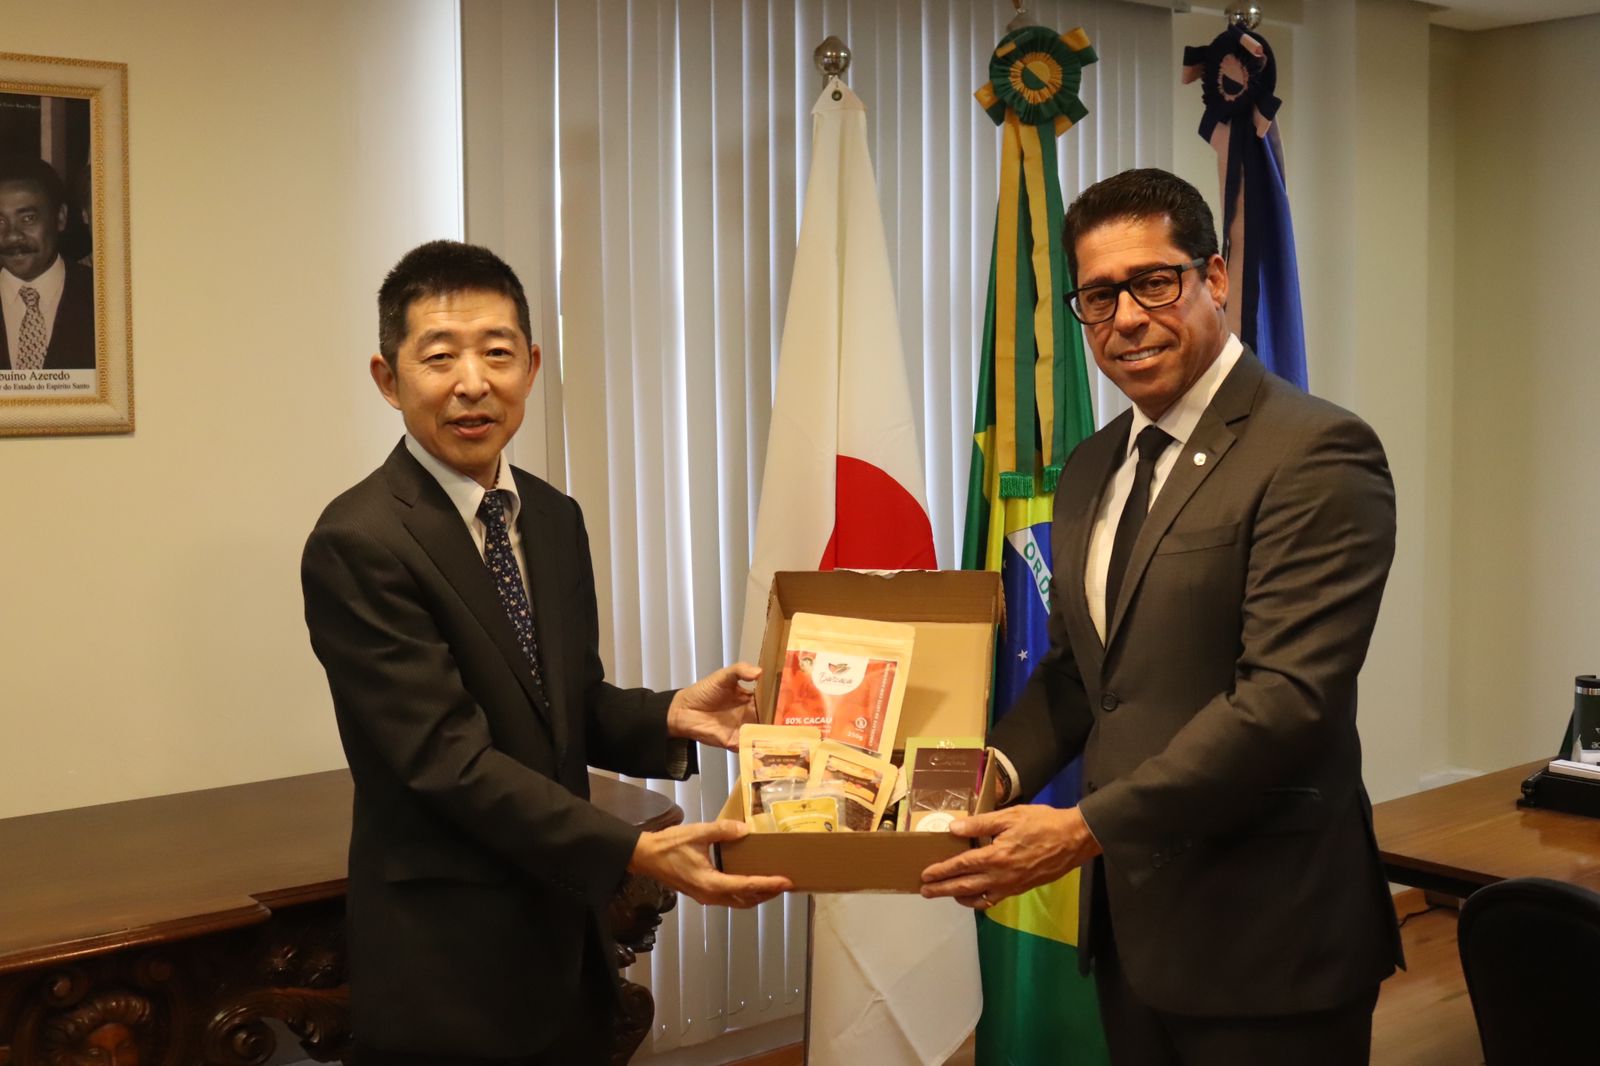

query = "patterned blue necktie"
[[477, 489, 547, 701]]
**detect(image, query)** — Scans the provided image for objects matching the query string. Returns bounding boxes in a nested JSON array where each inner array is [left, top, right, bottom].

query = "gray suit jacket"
[[990, 351, 1403, 1017], [302, 441, 691, 1056]]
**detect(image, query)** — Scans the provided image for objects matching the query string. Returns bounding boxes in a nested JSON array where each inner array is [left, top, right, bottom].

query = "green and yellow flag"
[[964, 23, 1109, 1066]]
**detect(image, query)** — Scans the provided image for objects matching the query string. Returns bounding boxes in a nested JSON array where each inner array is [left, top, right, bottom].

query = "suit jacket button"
[[1100, 693, 1120, 712]]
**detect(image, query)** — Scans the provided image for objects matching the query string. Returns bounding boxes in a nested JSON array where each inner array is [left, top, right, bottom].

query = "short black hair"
[[0, 155, 67, 214], [377, 240, 533, 366], [1063, 168, 1219, 281]]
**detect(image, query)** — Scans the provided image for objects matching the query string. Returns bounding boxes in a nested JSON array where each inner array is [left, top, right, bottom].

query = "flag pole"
[[803, 895, 815, 1066], [1225, 3, 1265, 29], [813, 34, 850, 75], [799, 42, 846, 1066], [752, 30, 949, 1064], [967, 18, 1108, 1062]]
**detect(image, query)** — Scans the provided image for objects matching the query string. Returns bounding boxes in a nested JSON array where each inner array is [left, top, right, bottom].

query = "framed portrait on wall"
[[0, 52, 131, 436]]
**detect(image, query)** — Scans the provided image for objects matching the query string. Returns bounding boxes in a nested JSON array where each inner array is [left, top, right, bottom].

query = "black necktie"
[[478, 489, 547, 701], [1105, 426, 1173, 626]]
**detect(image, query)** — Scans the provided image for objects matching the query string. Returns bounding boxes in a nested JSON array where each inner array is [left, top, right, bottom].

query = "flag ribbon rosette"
[[974, 26, 1097, 499], [1186, 21, 1281, 146]]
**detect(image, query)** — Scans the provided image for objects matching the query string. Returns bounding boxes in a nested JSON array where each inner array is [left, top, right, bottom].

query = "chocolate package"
[[765, 785, 846, 833], [806, 740, 898, 832], [899, 736, 986, 832], [772, 613, 914, 760], [738, 724, 821, 829]]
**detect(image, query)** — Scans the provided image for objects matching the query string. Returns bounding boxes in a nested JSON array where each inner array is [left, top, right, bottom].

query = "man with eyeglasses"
[[923, 168, 1400, 1064]]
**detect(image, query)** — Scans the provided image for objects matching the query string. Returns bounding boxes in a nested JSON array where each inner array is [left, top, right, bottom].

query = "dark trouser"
[[1092, 910, 1380, 1066], [350, 938, 616, 1066]]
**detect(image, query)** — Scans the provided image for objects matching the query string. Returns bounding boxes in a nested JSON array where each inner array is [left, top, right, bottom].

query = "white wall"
[[0, 0, 462, 819], [1444, 14, 1600, 770], [1333, 0, 1438, 803], [460, 0, 564, 484], [1427, 25, 1462, 777]]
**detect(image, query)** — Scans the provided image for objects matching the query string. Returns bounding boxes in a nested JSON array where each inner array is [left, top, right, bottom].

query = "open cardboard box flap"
[[715, 569, 1005, 893]]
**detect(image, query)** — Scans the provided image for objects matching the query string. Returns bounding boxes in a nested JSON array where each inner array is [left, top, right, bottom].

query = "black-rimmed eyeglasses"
[[1065, 258, 1208, 325]]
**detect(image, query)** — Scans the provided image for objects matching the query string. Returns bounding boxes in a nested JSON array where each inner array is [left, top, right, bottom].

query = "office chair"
[[1457, 876, 1600, 1065]]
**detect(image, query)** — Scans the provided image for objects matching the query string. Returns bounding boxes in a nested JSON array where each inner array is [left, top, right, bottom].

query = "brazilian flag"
[[963, 23, 1109, 1066]]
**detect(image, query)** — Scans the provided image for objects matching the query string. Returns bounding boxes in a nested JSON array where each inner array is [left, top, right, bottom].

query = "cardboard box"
[[714, 569, 1005, 892]]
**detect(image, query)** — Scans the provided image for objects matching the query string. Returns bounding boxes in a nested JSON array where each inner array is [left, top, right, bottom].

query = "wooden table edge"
[[0, 900, 271, 976]]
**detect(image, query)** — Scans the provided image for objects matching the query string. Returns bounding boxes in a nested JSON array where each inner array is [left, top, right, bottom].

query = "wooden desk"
[[0, 770, 681, 1066], [1373, 760, 1600, 898]]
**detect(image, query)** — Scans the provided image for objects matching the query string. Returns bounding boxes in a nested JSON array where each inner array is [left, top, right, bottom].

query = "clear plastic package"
[[763, 782, 848, 833], [738, 724, 821, 827]]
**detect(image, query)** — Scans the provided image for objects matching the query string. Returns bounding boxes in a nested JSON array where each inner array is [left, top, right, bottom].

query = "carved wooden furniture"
[[0, 770, 681, 1065], [1373, 760, 1600, 898]]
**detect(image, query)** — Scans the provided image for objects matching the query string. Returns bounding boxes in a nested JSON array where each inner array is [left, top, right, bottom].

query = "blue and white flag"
[[1184, 23, 1308, 390]]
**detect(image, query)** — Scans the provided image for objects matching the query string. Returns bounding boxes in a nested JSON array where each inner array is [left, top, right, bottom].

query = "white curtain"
[[469, 0, 1173, 1055]]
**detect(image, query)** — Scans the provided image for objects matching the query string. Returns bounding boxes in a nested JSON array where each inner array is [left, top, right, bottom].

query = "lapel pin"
[[1193, 452, 1207, 467]]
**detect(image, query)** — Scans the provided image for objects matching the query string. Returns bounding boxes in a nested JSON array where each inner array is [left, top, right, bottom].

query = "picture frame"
[[0, 51, 132, 437]]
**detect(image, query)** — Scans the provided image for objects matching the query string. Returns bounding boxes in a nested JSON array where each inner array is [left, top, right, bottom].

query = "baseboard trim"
[[1418, 766, 1484, 791], [632, 1016, 804, 1066], [728, 1045, 803, 1066]]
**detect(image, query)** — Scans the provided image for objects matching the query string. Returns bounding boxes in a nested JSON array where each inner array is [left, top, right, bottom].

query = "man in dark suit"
[[302, 241, 789, 1065], [922, 169, 1401, 1064], [0, 155, 94, 371]]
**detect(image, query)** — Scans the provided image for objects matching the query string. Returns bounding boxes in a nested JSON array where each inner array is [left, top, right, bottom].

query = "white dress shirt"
[[0, 256, 66, 356], [1083, 333, 1243, 643], [404, 434, 531, 597]]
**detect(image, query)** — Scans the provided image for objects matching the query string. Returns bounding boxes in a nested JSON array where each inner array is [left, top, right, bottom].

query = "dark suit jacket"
[[990, 350, 1403, 1018], [0, 260, 95, 370], [302, 441, 692, 1057]]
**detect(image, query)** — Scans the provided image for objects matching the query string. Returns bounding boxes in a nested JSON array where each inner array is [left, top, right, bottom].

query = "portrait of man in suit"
[[301, 241, 789, 1066], [922, 169, 1402, 1065], [0, 153, 95, 372]]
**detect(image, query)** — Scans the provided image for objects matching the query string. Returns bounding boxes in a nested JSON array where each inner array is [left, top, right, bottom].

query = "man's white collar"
[[403, 434, 520, 529], [1125, 333, 1244, 454]]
